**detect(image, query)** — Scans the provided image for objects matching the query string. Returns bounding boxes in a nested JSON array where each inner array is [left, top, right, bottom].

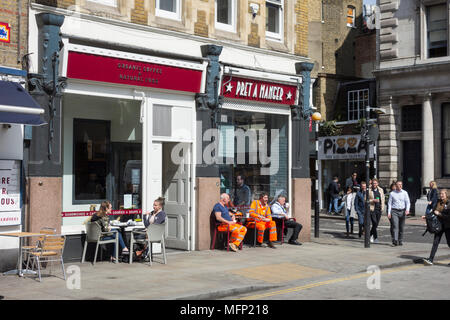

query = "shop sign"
[[67, 51, 203, 93], [61, 209, 142, 217], [221, 76, 297, 105], [0, 163, 21, 226], [0, 22, 11, 43], [318, 135, 374, 160]]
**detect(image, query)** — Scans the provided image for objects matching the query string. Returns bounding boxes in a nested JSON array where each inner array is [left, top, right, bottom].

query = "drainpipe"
[[17, 0, 21, 64], [134, 90, 147, 214]]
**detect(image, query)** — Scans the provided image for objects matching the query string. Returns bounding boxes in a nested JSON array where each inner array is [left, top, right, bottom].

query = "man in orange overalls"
[[212, 193, 247, 252], [247, 192, 277, 249]]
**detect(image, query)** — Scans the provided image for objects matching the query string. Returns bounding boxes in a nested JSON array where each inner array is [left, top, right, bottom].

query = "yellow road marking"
[[238, 260, 450, 300]]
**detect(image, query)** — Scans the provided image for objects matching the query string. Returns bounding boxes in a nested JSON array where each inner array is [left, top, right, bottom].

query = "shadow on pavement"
[[398, 254, 426, 264]]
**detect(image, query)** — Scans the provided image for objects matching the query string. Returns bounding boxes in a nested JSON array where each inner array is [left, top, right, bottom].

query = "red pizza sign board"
[[221, 76, 297, 105], [67, 51, 203, 93]]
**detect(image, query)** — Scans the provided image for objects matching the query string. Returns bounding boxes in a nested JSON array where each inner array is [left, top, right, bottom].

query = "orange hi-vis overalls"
[[217, 223, 247, 247], [247, 200, 277, 243]]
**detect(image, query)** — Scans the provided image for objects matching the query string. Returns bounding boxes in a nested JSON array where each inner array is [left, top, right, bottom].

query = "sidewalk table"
[[111, 222, 145, 264], [0, 232, 44, 277]]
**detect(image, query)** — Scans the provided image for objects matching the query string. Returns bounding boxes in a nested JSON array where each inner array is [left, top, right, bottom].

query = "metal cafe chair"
[[25, 234, 66, 282], [81, 221, 119, 265], [22, 227, 56, 267]]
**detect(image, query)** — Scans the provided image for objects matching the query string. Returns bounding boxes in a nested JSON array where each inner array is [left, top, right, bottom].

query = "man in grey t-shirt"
[[232, 175, 252, 213]]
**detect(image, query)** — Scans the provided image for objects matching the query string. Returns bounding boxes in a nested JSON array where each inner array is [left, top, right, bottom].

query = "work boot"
[[229, 243, 238, 252], [267, 242, 277, 249]]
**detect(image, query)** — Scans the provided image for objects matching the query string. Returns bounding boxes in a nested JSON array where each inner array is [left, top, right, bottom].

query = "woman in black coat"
[[422, 189, 450, 266]]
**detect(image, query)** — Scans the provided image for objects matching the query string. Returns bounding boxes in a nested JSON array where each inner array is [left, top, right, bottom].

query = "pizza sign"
[[0, 22, 11, 43]]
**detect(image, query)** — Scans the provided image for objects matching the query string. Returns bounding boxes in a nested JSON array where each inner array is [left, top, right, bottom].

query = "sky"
[[363, 0, 377, 4]]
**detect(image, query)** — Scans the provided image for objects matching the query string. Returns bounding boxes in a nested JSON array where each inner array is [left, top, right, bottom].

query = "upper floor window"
[[215, 0, 237, 33], [348, 89, 369, 121], [87, 0, 117, 6], [266, 0, 283, 41], [156, 0, 181, 20], [347, 6, 355, 28], [426, 4, 448, 58], [401, 105, 422, 132]]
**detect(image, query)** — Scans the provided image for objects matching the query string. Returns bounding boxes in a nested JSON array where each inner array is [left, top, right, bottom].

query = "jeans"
[[103, 229, 127, 254], [428, 228, 450, 262], [425, 204, 433, 215], [329, 197, 344, 214], [345, 209, 354, 233]]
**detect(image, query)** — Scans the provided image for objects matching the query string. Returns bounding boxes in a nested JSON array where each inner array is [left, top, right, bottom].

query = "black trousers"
[[429, 228, 450, 262], [370, 210, 381, 239], [284, 220, 303, 241]]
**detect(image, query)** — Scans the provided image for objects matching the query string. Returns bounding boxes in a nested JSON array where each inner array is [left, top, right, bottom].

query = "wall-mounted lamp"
[[250, 3, 259, 18]]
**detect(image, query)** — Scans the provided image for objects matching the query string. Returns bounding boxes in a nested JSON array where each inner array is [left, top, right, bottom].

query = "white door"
[[162, 142, 191, 250]]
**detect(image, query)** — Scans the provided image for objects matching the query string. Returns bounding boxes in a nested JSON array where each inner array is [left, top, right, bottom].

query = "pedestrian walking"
[[354, 182, 366, 238], [345, 172, 359, 190], [342, 187, 358, 237], [328, 176, 344, 215], [422, 189, 450, 266], [425, 181, 439, 215], [387, 180, 411, 246], [369, 179, 385, 243], [385, 181, 396, 217]]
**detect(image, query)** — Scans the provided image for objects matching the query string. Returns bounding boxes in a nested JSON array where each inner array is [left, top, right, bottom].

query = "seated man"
[[271, 195, 303, 245], [212, 193, 247, 252], [247, 192, 277, 249]]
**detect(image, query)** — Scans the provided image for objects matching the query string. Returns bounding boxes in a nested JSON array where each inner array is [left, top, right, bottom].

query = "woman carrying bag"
[[342, 187, 358, 237], [425, 181, 439, 215], [422, 189, 450, 266]]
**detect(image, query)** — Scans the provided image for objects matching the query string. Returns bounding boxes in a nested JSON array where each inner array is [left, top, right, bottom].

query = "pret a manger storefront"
[[60, 43, 206, 255], [218, 67, 301, 213]]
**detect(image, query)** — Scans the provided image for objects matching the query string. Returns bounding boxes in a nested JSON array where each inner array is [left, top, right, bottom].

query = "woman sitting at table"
[[91, 200, 129, 262], [135, 197, 166, 258]]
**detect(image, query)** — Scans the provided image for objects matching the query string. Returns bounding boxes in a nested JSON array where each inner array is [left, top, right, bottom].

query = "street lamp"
[[362, 106, 386, 248]]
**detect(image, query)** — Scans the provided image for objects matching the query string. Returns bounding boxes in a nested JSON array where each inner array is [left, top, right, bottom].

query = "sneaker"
[[373, 238, 379, 244], [370, 235, 374, 243], [229, 243, 238, 252], [398, 241, 403, 246], [391, 241, 398, 247], [423, 258, 433, 266]]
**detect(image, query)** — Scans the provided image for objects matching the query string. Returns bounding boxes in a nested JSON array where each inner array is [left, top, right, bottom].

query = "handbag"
[[422, 213, 443, 236]]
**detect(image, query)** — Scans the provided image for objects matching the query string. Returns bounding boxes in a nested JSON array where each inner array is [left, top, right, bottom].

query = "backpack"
[[422, 214, 443, 236]]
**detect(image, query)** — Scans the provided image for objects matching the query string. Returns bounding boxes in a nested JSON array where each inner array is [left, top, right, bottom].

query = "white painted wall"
[[0, 125, 23, 160]]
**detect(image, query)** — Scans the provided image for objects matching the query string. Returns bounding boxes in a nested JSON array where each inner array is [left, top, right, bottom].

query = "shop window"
[[427, 4, 448, 58], [153, 105, 172, 137], [401, 105, 422, 132], [266, 0, 284, 41], [218, 110, 289, 203], [73, 119, 110, 201], [156, 0, 181, 20], [87, 0, 117, 6], [215, 0, 237, 33], [443, 103, 450, 176], [347, 6, 355, 28], [348, 89, 369, 121]]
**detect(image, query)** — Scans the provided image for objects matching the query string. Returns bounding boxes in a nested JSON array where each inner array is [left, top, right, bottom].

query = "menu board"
[[0, 160, 21, 226]]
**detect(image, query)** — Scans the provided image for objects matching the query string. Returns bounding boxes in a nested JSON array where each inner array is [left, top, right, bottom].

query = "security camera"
[[250, 3, 259, 18]]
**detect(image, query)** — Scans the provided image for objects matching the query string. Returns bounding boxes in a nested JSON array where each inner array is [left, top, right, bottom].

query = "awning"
[[0, 80, 46, 126]]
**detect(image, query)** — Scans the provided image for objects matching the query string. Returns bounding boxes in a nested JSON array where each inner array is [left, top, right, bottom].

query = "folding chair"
[[25, 234, 66, 282], [22, 227, 56, 267], [81, 222, 119, 265]]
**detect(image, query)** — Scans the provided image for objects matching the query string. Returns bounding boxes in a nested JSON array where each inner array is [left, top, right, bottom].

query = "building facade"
[[13, 0, 314, 264], [375, 0, 450, 213]]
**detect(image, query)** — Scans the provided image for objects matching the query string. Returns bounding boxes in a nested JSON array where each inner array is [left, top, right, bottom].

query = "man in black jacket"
[[328, 176, 344, 215]]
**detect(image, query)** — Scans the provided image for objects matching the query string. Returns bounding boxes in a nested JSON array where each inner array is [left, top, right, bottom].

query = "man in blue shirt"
[[212, 194, 247, 252], [354, 182, 366, 238], [388, 180, 411, 246]]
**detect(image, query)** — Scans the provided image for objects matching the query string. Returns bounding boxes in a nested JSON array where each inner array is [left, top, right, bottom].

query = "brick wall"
[[294, 0, 308, 57], [0, 0, 28, 69]]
